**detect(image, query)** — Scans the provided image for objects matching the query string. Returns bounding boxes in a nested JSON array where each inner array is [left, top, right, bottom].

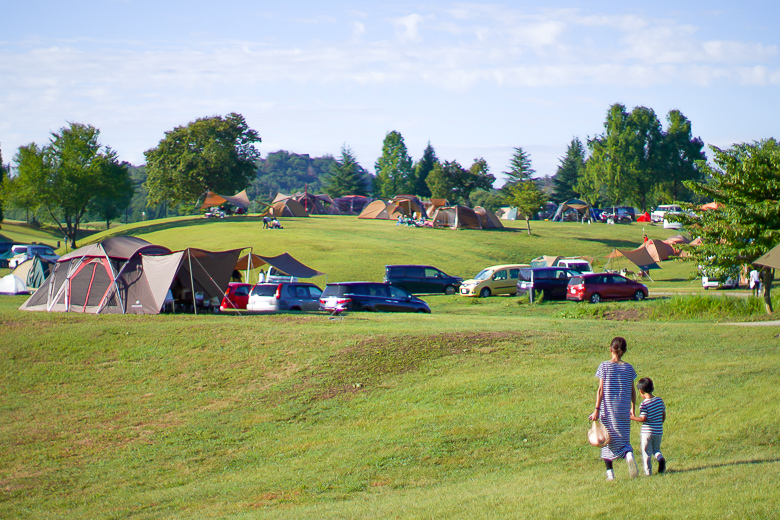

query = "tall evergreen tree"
[[656, 110, 706, 203], [411, 142, 437, 198], [552, 137, 586, 202], [502, 147, 535, 190], [374, 130, 414, 198], [323, 145, 368, 198]]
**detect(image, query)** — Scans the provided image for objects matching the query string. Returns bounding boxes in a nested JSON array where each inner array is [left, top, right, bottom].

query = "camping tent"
[[641, 239, 676, 262], [0, 274, 28, 295], [391, 195, 426, 218], [200, 190, 250, 211], [334, 195, 372, 215], [530, 255, 563, 268], [423, 198, 449, 217], [268, 198, 308, 217], [474, 206, 504, 229], [430, 206, 483, 230], [358, 200, 405, 220], [754, 242, 780, 270], [552, 199, 592, 222], [19, 236, 241, 315], [292, 192, 328, 214], [11, 255, 54, 290], [497, 206, 519, 220]]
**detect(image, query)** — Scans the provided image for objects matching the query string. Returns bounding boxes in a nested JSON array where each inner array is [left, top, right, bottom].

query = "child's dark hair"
[[609, 337, 627, 358], [637, 377, 654, 394]]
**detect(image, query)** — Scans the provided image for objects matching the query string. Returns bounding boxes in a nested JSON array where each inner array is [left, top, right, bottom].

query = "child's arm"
[[630, 411, 646, 422]]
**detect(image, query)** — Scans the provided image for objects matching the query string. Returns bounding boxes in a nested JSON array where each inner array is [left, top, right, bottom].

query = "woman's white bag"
[[588, 420, 610, 447]]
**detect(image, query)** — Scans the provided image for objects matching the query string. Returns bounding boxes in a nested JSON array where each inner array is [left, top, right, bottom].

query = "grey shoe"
[[626, 452, 638, 478]]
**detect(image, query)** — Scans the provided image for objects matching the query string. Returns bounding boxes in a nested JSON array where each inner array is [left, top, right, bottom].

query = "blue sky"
[[2, 1, 779, 186]]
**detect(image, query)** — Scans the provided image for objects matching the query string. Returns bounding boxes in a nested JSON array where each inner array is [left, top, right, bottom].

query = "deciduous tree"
[[8, 123, 132, 247], [144, 113, 261, 206], [677, 139, 780, 313], [509, 180, 548, 235]]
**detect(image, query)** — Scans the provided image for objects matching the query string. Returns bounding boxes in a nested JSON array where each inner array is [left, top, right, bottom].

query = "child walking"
[[630, 377, 667, 475]]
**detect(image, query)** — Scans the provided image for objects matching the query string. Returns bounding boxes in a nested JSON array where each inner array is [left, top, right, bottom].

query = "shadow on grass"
[[578, 237, 641, 249], [668, 457, 780, 474]]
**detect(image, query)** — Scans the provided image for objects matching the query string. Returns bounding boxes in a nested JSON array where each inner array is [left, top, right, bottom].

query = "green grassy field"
[[2, 216, 779, 519]]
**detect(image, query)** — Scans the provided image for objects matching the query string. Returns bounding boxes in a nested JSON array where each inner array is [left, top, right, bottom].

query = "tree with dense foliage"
[[411, 142, 438, 198], [677, 139, 780, 313], [7, 123, 132, 247], [502, 147, 535, 190], [88, 152, 135, 230], [322, 145, 369, 198], [508, 180, 548, 235], [251, 150, 340, 204], [552, 137, 586, 202], [374, 131, 414, 198], [144, 113, 261, 206], [470, 189, 506, 212], [425, 159, 495, 206], [578, 104, 705, 210]]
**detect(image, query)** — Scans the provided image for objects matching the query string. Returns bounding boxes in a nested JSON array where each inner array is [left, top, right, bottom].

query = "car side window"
[[509, 269, 520, 279], [494, 270, 507, 281], [389, 286, 409, 299], [387, 267, 404, 277], [610, 275, 626, 284], [295, 286, 309, 298], [535, 270, 551, 280], [407, 267, 424, 278], [352, 284, 370, 296], [235, 286, 249, 297], [424, 268, 441, 279], [370, 285, 390, 297], [308, 286, 322, 298]]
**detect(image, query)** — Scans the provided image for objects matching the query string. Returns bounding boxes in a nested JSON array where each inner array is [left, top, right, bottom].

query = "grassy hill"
[[2, 216, 778, 519]]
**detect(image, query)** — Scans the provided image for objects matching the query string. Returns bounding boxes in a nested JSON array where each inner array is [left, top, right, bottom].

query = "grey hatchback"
[[516, 267, 578, 301]]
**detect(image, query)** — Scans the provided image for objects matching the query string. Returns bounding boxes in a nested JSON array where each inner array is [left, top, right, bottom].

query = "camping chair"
[[163, 290, 175, 313], [327, 303, 347, 320]]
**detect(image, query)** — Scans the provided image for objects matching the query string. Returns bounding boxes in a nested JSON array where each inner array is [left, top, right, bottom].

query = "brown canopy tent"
[[200, 190, 250, 210], [474, 206, 504, 229], [430, 206, 483, 230], [605, 247, 661, 280], [754, 243, 780, 270], [19, 236, 241, 315], [235, 252, 325, 280], [391, 195, 426, 218], [268, 198, 308, 217], [334, 195, 372, 215], [358, 200, 405, 220], [641, 239, 676, 262]]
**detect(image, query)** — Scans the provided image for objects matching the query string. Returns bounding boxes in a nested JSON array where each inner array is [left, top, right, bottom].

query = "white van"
[[556, 258, 594, 275], [651, 205, 682, 223]]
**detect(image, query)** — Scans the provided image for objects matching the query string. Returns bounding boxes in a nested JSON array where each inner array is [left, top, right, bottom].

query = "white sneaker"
[[626, 452, 638, 479], [606, 469, 615, 481]]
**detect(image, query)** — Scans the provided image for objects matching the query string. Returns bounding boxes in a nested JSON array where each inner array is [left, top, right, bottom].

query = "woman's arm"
[[631, 383, 637, 416], [589, 379, 604, 421]]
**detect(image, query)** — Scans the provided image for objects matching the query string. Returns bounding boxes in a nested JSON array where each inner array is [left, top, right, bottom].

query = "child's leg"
[[604, 459, 614, 481], [640, 433, 653, 475], [652, 435, 665, 473]]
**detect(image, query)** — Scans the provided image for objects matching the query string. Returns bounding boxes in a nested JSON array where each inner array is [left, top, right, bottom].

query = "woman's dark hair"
[[609, 337, 627, 358], [637, 377, 654, 394]]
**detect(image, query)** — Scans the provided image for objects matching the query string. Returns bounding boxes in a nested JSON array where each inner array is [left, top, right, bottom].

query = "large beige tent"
[[474, 206, 504, 229], [19, 236, 241, 315], [754, 242, 780, 270], [606, 247, 661, 273], [358, 200, 405, 220], [391, 195, 426, 218], [268, 198, 308, 217], [430, 206, 483, 230], [641, 239, 677, 262], [200, 190, 250, 211], [334, 195, 372, 215]]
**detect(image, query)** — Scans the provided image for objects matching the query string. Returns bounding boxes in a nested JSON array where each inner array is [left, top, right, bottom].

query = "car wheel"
[[634, 290, 645, 301], [444, 285, 456, 295], [416, 308, 427, 313], [479, 287, 491, 298], [589, 293, 601, 304]]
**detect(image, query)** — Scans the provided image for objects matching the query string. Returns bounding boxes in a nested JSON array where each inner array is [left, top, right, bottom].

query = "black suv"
[[516, 267, 578, 300], [319, 282, 431, 313], [384, 265, 463, 295]]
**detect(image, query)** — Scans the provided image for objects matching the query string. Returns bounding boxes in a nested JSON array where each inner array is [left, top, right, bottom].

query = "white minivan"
[[651, 205, 682, 223]]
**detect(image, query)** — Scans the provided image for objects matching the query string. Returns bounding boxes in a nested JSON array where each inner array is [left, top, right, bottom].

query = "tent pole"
[[190, 253, 244, 317], [189, 249, 197, 315]]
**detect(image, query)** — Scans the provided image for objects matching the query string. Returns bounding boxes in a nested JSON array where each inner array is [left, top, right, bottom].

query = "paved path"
[[720, 321, 780, 326]]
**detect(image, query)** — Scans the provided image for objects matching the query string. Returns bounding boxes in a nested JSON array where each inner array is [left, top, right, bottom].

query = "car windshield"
[[474, 269, 493, 281]]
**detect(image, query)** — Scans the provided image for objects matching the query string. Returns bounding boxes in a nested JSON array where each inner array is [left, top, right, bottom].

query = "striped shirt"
[[639, 396, 665, 435], [595, 361, 636, 459]]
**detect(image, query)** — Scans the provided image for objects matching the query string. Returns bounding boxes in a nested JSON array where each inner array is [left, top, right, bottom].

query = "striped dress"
[[595, 361, 637, 460], [639, 396, 665, 435]]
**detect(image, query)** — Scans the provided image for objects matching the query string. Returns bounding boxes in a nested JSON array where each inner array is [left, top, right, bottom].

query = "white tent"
[[0, 274, 29, 295]]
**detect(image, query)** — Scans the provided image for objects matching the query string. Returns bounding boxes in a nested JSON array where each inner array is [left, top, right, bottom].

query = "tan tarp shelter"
[[641, 239, 676, 262], [606, 247, 661, 272], [530, 255, 564, 268], [268, 198, 308, 217], [235, 252, 325, 279], [358, 200, 405, 220], [664, 234, 689, 245], [754, 243, 780, 270], [430, 206, 483, 230], [423, 199, 448, 217], [474, 206, 504, 229], [19, 236, 241, 315], [200, 190, 250, 210]]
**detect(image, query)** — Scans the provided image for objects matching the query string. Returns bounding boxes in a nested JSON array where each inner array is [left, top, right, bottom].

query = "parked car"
[[459, 264, 528, 297], [651, 205, 682, 223], [598, 206, 637, 224], [319, 282, 431, 313], [384, 265, 463, 295], [566, 273, 648, 303], [516, 267, 579, 300], [700, 265, 739, 290], [0, 242, 20, 268], [7, 244, 59, 269], [219, 282, 253, 311], [247, 282, 323, 312], [265, 266, 298, 283], [555, 258, 593, 274]]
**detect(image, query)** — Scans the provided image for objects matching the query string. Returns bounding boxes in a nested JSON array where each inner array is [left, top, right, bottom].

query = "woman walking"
[[589, 337, 638, 480]]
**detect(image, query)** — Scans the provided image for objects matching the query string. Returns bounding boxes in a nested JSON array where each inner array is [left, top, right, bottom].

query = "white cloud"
[[392, 13, 425, 43]]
